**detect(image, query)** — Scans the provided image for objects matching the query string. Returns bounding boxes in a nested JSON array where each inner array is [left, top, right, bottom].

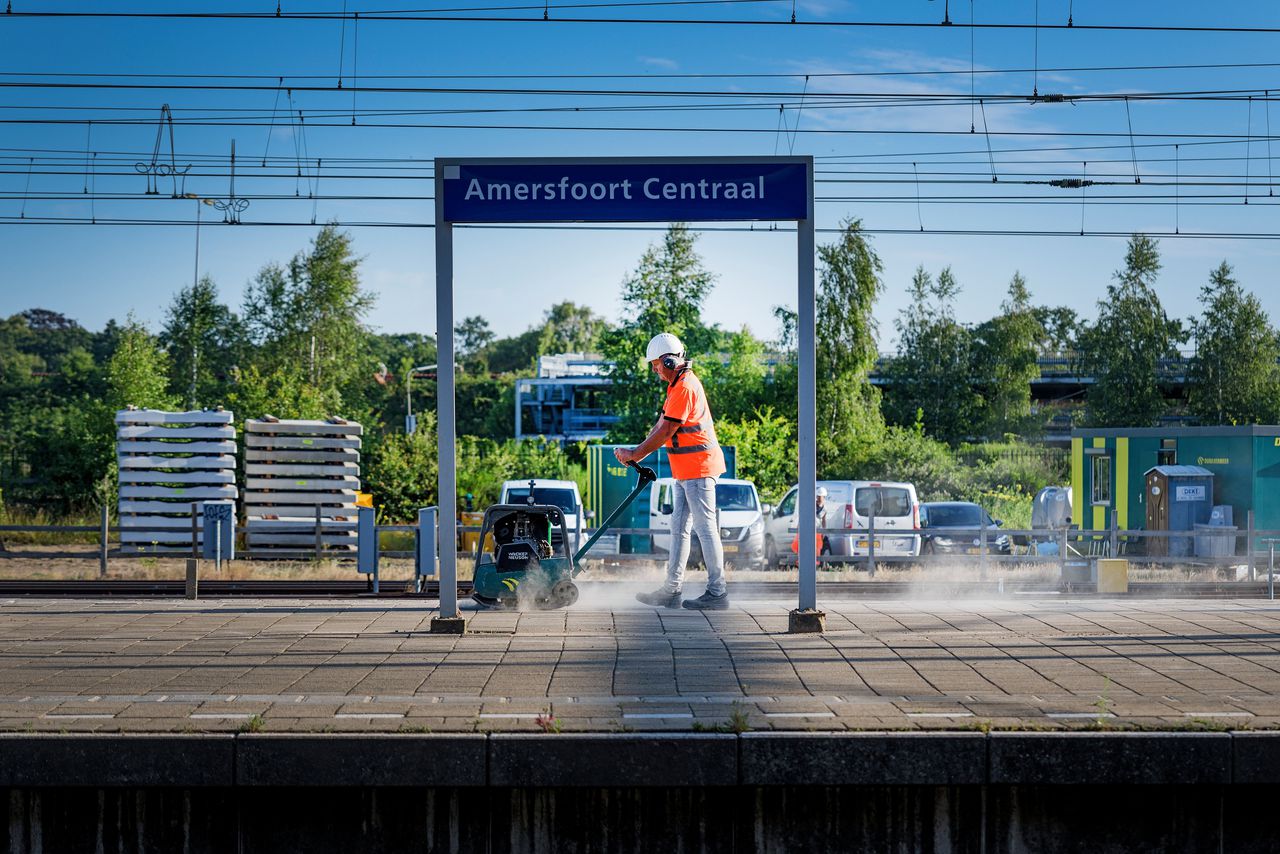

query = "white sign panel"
[[1175, 485, 1206, 502]]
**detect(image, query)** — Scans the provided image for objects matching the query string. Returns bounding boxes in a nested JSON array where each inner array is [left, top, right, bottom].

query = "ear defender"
[[661, 355, 679, 371]]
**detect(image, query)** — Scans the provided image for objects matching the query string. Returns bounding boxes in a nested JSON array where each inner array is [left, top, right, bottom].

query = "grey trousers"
[[664, 476, 727, 596]]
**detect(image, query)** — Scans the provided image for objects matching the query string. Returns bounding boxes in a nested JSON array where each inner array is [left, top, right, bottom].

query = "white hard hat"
[[645, 332, 684, 363], [816, 487, 828, 497]]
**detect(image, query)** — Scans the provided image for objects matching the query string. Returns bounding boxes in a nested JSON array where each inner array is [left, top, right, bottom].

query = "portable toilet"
[[1144, 465, 1214, 557]]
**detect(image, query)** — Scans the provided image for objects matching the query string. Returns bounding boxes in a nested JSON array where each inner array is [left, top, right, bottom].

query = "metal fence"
[[3, 507, 1279, 585]]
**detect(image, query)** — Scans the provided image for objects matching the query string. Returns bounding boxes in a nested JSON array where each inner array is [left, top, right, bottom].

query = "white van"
[[763, 480, 921, 566], [499, 479, 586, 551], [649, 477, 766, 568]]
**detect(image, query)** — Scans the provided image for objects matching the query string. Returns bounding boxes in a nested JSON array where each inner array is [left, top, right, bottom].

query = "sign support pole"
[[431, 171, 464, 633], [789, 164, 824, 632]]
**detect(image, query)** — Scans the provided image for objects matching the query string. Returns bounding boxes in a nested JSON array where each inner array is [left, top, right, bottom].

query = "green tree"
[[1078, 234, 1184, 426], [714, 406, 796, 502], [159, 275, 243, 408], [971, 272, 1042, 438], [603, 224, 717, 439], [106, 319, 177, 412], [537, 301, 607, 356], [454, 315, 495, 373], [885, 266, 978, 444], [241, 225, 374, 403], [363, 411, 440, 522], [813, 218, 886, 471], [1031, 305, 1081, 356], [700, 328, 769, 423], [225, 364, 334, 422], [1187, 261, 1280, 424]]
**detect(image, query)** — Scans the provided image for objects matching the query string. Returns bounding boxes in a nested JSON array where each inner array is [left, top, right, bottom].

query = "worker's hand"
[[613, 447, 636, 465]]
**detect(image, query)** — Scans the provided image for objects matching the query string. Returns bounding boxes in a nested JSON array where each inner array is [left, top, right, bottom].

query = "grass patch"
[[239, 714, 266, 733]]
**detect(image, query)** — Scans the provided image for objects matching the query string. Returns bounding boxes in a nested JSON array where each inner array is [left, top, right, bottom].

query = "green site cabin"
[[1071, 425, 1280, 547]]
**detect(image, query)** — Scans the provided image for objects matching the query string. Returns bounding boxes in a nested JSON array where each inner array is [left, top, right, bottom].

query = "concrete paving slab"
[[2, 597, 1280, 736]]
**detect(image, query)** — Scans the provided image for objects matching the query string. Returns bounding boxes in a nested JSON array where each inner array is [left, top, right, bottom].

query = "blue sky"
[[2, 1, 1280, 351]]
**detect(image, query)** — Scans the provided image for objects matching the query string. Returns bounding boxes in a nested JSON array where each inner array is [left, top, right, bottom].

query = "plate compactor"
[[471, 461, 657, 610]]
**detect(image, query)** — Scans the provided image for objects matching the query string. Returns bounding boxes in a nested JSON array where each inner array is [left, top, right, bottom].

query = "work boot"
[[636, 588, 682, 608], [682, 590, 729, 611]]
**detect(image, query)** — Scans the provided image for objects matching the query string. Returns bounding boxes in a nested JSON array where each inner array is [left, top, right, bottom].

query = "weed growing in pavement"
[[1183, 717, 1230, 732], [1093, 676, 1112, 725], [399, 724, 434, 734], [693, 705, 753, 734], [535, 713, 562, 734], [240, 714, 266, 733]]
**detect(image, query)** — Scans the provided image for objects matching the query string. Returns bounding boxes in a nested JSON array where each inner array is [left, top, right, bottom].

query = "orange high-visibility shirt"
[[661, 368, 726, 480]]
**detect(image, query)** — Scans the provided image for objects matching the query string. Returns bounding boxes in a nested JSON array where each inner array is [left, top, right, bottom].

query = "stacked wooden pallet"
[[116, 409, 238, 552], [243, 418, 363, 554]]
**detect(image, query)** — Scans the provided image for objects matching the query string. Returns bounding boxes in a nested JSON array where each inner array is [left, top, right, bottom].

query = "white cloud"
[[638, 56, 679, 70]]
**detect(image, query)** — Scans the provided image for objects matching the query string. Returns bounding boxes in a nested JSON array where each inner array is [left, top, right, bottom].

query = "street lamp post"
[[182, 193, 217, 407]]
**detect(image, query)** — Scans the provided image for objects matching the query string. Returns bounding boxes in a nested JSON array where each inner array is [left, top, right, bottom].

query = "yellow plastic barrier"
[[1096, 558, 1129, 594]]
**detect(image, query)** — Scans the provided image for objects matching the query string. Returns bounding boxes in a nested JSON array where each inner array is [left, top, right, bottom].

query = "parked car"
[[764, 480, 921, 566], [919, 501, 1010, 555], [500, 479, 587, 551], [650, 477, 766, 568]]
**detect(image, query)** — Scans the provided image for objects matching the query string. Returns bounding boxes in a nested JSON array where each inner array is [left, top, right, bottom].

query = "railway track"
[[0, 579, 1272, 598]]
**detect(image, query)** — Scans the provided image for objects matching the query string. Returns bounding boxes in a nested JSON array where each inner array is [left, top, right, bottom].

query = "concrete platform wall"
[[3, 733, 1280, 853], [6, 784, 1277, 853]]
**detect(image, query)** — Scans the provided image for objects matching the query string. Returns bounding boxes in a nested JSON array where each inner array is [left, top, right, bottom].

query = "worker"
[[614, 332, 729, 610], [816, 486, 831, 556]]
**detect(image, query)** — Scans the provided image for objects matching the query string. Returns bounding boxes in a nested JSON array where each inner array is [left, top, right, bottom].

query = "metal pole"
[[979, 516, 987, 580], [214, 516, 222, 573], [795, 168, 818, 617], [433, 162, 460, 629], [514, 380, 523, 442], [1247, 510, 1255, 580], [99, 503, 108, 578], [191, 502, 199, 558], [1059, 525, 1067, 579], [1110, 508, 1118, 557], [314, 504, 323, 559], [867, 512, 876, 578], [1270, 542, 1275, 601]]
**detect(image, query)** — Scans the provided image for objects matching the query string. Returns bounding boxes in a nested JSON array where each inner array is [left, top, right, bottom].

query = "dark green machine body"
[[472, 462, 656, 610]]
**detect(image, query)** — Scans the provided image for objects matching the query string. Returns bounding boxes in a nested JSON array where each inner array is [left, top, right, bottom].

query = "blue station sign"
[[440, 159, 809, 223]]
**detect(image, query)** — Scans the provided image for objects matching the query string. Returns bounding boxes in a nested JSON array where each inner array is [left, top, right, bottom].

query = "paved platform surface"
[[3, 592, 1280, 733]]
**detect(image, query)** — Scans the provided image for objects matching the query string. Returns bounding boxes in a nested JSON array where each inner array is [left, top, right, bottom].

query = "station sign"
[[441, 159, 809, 223]]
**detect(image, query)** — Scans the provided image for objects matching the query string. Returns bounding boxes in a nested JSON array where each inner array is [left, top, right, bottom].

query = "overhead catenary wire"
[[11, 6, 1280, 34], [10, 59, 1280, 81]]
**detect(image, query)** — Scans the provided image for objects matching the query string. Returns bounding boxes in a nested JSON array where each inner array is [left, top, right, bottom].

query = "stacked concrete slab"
[[243, 418, 362, 554], [115, 408, 237, 552]]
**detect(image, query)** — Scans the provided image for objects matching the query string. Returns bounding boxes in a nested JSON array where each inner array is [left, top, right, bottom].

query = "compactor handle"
[[626, 460, 658, 484]]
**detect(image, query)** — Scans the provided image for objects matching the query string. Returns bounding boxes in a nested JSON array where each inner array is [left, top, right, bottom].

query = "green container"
[[1071, 426, 1280, 550], [586, 444, 735, 553]]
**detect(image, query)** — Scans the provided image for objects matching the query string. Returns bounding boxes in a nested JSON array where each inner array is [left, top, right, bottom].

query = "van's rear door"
[[854, 486, 915, 529]]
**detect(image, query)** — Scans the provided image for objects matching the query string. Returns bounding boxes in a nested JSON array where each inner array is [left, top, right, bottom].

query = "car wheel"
[[764, 536, 778, 568]]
